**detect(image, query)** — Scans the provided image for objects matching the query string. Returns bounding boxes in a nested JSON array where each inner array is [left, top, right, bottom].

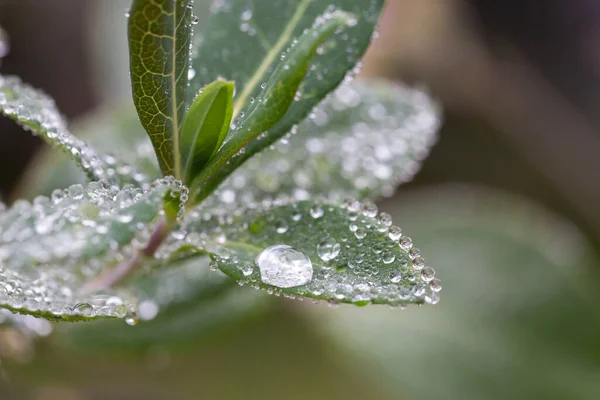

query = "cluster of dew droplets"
[[0, 177, 186, 320], [0, 75, 152, 188], [184, 197, 440, 306], [201, 80, 440, 212]]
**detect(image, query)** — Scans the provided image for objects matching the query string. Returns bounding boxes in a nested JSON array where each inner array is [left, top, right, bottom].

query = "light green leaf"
[[201, 80, 440, 209], [313, 185, 600, 400], [0, 75, 150, 187], [180, 79, 234, 185], [184, 198, 440, 305], [188, 0, 384, 202], [0, 177, 186, 321], [128, 0, 192, 177]]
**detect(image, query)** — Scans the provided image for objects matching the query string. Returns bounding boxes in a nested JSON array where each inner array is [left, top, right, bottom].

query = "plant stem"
[[80, 216, 171, 294]]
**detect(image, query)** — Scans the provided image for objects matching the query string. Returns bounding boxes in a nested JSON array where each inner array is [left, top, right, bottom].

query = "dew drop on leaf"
[[317, 237, 341, 262], [256, 244, 313, 288]]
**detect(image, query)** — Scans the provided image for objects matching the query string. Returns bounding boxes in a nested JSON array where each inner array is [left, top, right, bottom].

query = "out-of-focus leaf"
[[201, 80, 440, 209], [180, 79, 234, 185], [312, 185, 600, 400], [54, 255, 270, 352], [128, 0, 192, 176], [188, 0, 384, 202], [0, 75, 150, 187], [0, 177, 186, 321], [184, 198, 440, 305]]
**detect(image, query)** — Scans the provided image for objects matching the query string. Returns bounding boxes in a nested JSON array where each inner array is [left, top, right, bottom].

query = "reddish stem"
[[80, 217, 171, 294]]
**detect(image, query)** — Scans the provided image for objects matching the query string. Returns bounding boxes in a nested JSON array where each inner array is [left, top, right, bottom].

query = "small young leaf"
[[128, 0, 192, 177], [180, 79, 234, 185], [0, 177, 186, 321], [199, 80, 440, 211], [0, 75, 150, 187], [189, 10, 357, 203], [183, 198, 440, 306]]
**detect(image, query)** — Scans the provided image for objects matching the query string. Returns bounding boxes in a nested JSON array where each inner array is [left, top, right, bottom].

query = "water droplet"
[[192, 15, 200, 24], [276, 220, 289, 234], [138, 300, 159, 321], [73, 303, 93, 317], [240, 9, 253, 21], [388, 226, 402, 240], [430, 278, 442, 292], [354, 227, 366, 239], [242, 265, 254, 276], [382, 252, 395, 264], [310, 205, 324, 219], [378, 212, 392, 227], [389, 271, 402, 283], [361, 202, 378, 217], [317, 237, 341, 261], [421, 266, 435, 282], [400, 236, 413, 250], [125, 314, 139, 326], [256, 244, 313, 288], [188, 68, 196, 80]]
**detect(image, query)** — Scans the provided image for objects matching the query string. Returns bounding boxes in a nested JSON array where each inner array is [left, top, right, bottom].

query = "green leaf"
[[128, 0, 192, 177], [188, 0, 384, 202], [200, 80, 440, 210], [0, 75, 150, 187], [0, 177, 186, 321], [313, 185, 600, 400], [56, 256, 270, 353], [180, 79, 234, 185], [184, 198, 439, 305]]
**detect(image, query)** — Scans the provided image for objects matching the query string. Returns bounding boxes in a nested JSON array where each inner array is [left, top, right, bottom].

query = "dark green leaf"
[[128, 0, 192, 177], [188, 0, 384, 202], [184, 198, 439, 305], [180, 79, 234, 185]]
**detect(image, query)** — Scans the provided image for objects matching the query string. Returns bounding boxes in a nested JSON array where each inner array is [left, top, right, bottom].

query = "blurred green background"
[[1, 0, 600, 399]]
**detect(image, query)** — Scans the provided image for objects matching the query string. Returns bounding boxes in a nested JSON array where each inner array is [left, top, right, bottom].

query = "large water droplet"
[[317, 237, 341, 261], [256, 244, 313, 288]]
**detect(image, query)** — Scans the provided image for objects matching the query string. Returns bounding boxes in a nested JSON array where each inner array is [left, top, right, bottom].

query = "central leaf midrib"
[[231, 0, 312, 119], [171, 3, 182, 179]]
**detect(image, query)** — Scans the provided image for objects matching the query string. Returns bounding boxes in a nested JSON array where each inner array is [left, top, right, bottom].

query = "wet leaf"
[[57, 256, 270, 352], [188, 0, 384, 202], [201, 80, 440, 209], [180, 79, 234, 185], [0, 75, 150, 187], [0, 177, 187, 321], [128, 0, 192, 176], [313, 185, 600, 400], [184, 198, 439, 305]]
